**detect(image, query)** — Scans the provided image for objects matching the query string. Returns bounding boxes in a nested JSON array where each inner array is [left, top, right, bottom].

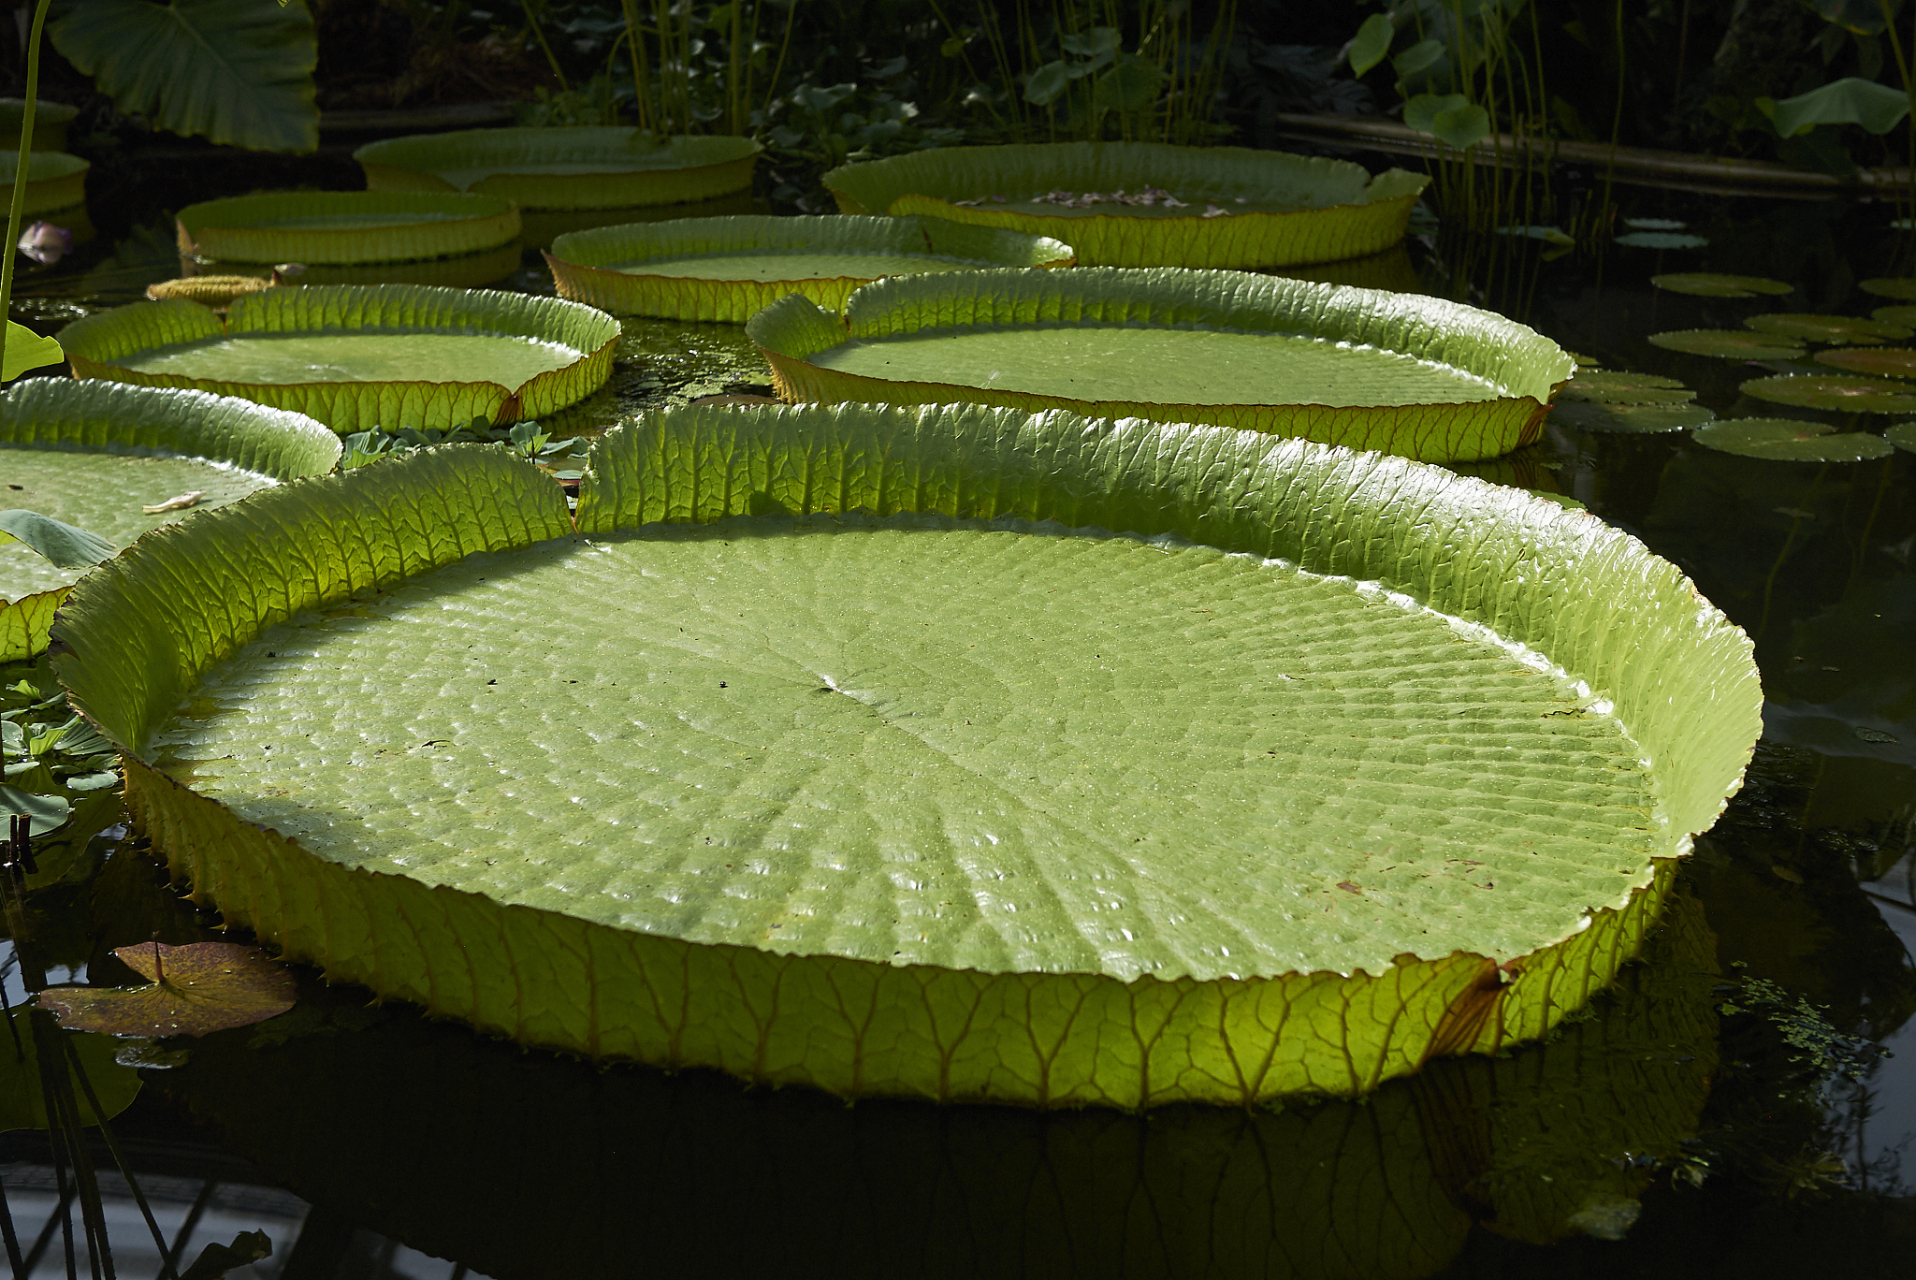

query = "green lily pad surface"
[[1871, 304, 1916, 326], [1886, 421, 1916, 452], [1738, 374, 1916, 414], [1745, 313, 1911, 345], [1649, 273, 1792, 298], [1812, 346, 1916, 379], [1549, 401, 1717, 434], [177, 191, 521, 266], [56, 404, 1762, 1109], [748, 268, 1571, 463], [57, 284, 621, 432], [355, 128, 761, 211], [823, 142, 1429, 268], [1559, 371, 1694, 405], [1692, 418, 1895, 461], [1859, 277, 1916, 301], [0, 378, 337, 659], [546, 215, 1075, 321], [1648, 329, 1805, 360]]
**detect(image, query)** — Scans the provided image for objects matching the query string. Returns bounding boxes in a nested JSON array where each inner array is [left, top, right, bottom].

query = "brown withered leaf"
[[35, 941, 295, 1038]]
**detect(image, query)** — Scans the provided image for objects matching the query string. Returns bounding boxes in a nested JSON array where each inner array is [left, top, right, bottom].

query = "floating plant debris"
[[1549, 401, 1717, 433], [1693, 418, 1895, 461], [1650, 273, 1792, 298], [1614, 232, 1708, 249], [1649, 329, 1806, 360], [1559, 371, 1695, 405], [1738, 374, 1916, 413], [1745, 313, 1912, 345], [1812, 347, 1916, 379]]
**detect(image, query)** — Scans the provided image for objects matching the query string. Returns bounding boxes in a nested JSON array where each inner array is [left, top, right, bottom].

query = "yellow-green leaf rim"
[[747, 268, 1572, 463], [355, 128, 761, 211], [546, 214, 1076, 321], [56, 283, 621, 433], [824, 142, 1429, 267], [0, 378, 338, 659], [54, 404, 1761, 1109], [0, 150, 88, 217], [177, 191, 522, 266]]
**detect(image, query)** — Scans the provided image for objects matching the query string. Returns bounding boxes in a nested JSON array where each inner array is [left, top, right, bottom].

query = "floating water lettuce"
[[158, 890, 1719, 1273], [1559, 370, 1695, 405], [1746, 313, 1912, 345], [1549, 401, 1716, 434], [747, 268, 1571, 463], [54, 403, 1762, 1109], [546, 215, 1076, 321], [1648, 329, 1805, 361], [57, 283, 621, 432], [355, 128, 760, 212], [1649, 272, 1792, 298], [1738, 373, 1916, 413], [177, 191, 521, 266], [1812, 346, 1916, 378], [1693, 418, 1896, 461], [0, 378, 338, 659], [823, 142, 1429, 268]]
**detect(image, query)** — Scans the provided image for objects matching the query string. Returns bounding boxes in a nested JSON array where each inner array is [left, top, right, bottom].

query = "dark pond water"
[[2, 158, 1913, 1279]]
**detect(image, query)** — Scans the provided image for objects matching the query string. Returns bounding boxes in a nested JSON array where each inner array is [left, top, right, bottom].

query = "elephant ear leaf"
[[50, 0, 318, 154]]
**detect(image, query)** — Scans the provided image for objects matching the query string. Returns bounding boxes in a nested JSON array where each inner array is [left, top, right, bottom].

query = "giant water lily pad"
[[0, 150, 88, 218], [1648, 329, 1805, 361], [1745, 313, 1911, 345], [823, 142, 1429, 268], [546, 214, 1076, 321], [0, 97, 78, 151], [747, 269, 1570, 463], [177, 191, 520, 266], [1649, 273, 1791, 298], [54, 404, 1762, 1109], [1739, 373, 1916, 413], [1693, 418, 1895, 461], [57, 284, 621, 432], [0, 378, 337, 659], [355, 128, 760, 212]]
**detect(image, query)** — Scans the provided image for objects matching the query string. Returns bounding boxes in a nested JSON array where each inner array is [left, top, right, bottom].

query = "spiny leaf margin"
[[55, 406, 1759, 1108]]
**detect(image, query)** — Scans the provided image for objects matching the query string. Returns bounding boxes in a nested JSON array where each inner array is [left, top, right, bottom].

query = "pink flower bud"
[[17, 221, 70, 266]]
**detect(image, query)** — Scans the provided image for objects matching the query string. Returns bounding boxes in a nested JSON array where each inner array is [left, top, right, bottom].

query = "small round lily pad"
[[1648, 329, 1805, 360], [1745, 314, 1913, 345], [1886, 421, 1916, 452], [1739, 374, 1916, 413], [1693, 418, 1895, 461], [1559, 371, 1695, 405], [1860, 278, 1916, 301], [1550, 401, 1716, 433], [1813, 347, 1916, 379], [1624, 217, 1686, 231], [1871, 305, 1916, 326], [1650, 273, 1792, 298]]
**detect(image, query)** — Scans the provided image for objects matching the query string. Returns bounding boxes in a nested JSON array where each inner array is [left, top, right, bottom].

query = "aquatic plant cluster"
[[0, 3, 1913, 1278]]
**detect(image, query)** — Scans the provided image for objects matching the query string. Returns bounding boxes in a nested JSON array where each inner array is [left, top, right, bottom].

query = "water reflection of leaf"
[[159, 894, 1719, 1276]]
